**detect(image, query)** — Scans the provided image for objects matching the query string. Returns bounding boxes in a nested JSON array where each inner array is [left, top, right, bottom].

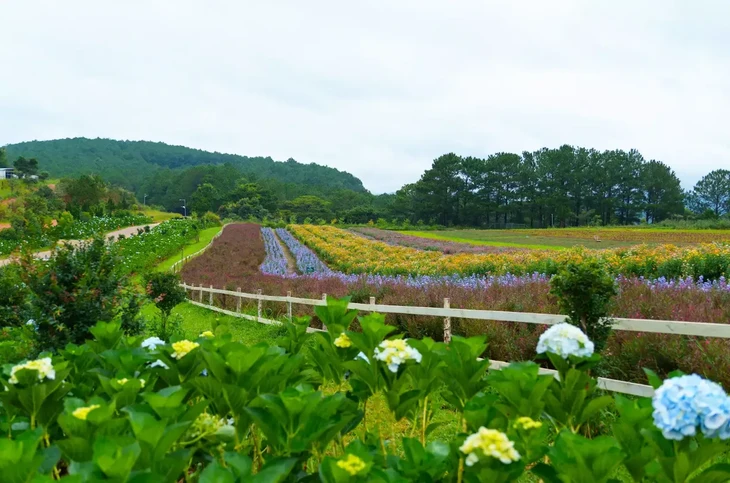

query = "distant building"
[[0, 168, 14, 179]]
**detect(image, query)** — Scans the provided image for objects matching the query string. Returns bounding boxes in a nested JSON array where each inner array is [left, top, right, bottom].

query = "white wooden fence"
[[179, 283, 730, 398]]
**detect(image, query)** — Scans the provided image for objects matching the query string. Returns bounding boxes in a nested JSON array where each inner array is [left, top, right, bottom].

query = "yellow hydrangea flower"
[[337, 454, 366, 475], [117, 378, 129, 385], [514, 416, 542, 430], [460, 427, 520, 466], [171, 340, 200, 359], [73, 404, 101, 420], [334, 333, 352, 348], [200, 331, 214, 338]]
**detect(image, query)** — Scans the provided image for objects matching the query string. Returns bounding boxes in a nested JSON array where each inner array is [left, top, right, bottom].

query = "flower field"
[[180, 224, 730, 388], [522, 227, 730, 244], [351, 227, 520, 254], [291, 225, 730, 280]]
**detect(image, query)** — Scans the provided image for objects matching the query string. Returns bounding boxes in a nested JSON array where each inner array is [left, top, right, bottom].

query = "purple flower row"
[[260, 228, 289, 276], [275, 228, 334, 275]]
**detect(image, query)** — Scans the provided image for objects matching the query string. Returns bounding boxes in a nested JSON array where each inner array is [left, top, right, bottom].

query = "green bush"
[[144, 272, 187, 340], [549, 259, 618, 352], [20, 239, 142, 351]]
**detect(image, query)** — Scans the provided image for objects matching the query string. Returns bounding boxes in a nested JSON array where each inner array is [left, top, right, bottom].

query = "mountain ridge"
[[3, 137, 367, 193]]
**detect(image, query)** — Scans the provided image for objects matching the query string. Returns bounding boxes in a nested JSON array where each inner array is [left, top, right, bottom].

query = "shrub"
[[549, 259, 618, 352], [20, 238, 140, 351], [201, 211, 222, 228], [0, 265, 30, 327], [144, 271, 187, 339]]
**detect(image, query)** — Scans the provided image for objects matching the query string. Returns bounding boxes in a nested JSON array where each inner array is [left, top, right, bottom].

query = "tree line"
[[388, 146, 730, 227]]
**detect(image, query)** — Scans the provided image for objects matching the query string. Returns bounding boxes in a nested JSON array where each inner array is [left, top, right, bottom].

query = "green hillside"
[[4, 137, 366, 194]]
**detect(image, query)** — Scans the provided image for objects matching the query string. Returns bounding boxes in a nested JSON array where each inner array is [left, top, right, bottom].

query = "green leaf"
[[250, 457, 298, 483], [199, 461, 235, 483], [691, 463, 730, 483]]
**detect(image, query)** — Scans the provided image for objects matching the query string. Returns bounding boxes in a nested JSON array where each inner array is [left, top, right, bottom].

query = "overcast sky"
[[2, 2, 729, 193]]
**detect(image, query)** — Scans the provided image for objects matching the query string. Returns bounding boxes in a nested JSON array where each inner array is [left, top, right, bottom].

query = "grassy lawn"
[[140, 208, 182, 223], [401, 230, 638, 250], [141, 301, 286, 341]]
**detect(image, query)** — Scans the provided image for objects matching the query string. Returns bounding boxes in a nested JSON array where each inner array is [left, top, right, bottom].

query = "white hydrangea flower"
[[9, 357, 56, 384], [141, 336, 165, 350], [373, 339, 422, 373], [536, 323, 594, 359]]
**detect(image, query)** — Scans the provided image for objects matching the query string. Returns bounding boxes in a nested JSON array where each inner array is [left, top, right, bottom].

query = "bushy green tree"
[[549, 258, 618, 352], [144, 271, 187, 339], [21, 238, 140, 351]]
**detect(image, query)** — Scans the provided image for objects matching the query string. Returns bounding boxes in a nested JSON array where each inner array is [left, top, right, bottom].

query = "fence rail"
[[179, 283, 730, 398]]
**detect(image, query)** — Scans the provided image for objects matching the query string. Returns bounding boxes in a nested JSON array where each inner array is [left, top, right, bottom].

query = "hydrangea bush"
[[0, 298, 729, 482]]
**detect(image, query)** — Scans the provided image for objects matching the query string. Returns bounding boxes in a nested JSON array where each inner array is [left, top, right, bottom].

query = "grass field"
[[400, 228, 723, 250], [139, 208, 182, 222]]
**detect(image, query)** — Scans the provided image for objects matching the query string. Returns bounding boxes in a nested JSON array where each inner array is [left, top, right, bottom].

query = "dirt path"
[[0, 223, 160, 266], [273, 229, 299, 275]]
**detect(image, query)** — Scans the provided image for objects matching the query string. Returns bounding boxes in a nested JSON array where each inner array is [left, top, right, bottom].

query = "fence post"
[[321, 293, 328, 330], [236, 288, 241, 313], [209, 285, 213, 306], [369, 296, 375, 310], [443, 298, 451, 343], [287, 291, 293, 322], [198, 284, 203, 303], [257, 289, 263, 321]]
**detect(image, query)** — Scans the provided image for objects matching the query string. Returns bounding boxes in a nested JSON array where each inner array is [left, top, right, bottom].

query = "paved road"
[[0, 223, 159, 266]]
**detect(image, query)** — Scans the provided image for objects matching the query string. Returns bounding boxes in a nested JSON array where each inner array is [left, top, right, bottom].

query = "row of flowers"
[[3, 301, 730, 481], [275, 227, 335, 275], [289, 224, 730, 280], [259, 227, 289, 275]]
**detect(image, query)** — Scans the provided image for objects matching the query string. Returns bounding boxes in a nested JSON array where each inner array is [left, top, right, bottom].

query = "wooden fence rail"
[[179, 283, 730, 398]]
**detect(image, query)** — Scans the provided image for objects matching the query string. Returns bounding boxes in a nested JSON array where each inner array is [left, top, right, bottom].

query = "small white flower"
[[141, 337, 165, 350], [148, 359, 169, 370], [355, 352, 370, 364]]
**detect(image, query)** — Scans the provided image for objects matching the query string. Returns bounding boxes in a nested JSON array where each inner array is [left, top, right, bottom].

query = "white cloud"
[[2, 0, 729, 193]]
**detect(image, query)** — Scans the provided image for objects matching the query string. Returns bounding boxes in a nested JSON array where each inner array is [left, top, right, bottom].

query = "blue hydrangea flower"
[[536, 323, 594, 359], [652, 374, 730, 440]]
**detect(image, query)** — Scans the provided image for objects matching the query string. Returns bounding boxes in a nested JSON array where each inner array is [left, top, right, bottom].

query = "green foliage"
[[1, 298, 730, 481], [0, 265, 30, 327], [20, 239, 142, 351], [145, 272, 187, 318], [144, 272, 188, 340], [688, 169, 730, 216], [549, 259, 618, 352], [13, 156, 39, 179]]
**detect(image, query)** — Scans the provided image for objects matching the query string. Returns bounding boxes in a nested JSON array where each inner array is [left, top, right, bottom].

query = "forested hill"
[[4, 137, 366, 193]]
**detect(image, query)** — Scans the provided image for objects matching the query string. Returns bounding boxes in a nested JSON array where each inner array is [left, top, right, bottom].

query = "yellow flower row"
[[289, 225, 730, 279]]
